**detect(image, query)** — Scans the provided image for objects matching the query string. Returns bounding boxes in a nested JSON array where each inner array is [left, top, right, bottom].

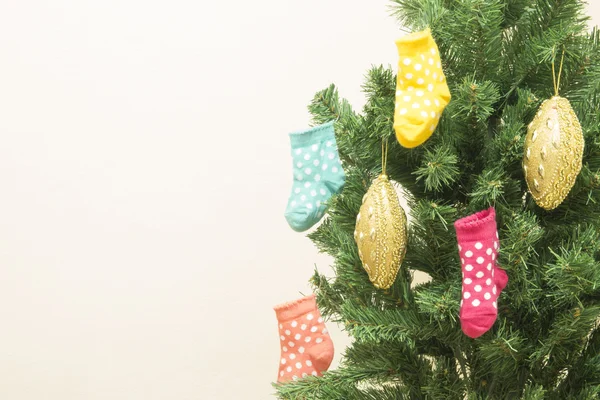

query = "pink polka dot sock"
[[454, 207, 508, 338], [274, 294, 334, 382]]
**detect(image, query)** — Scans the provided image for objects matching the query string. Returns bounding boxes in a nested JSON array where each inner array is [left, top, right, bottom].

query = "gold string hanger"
[[552, 47, 566, 97], [381, 138, 389, 176]]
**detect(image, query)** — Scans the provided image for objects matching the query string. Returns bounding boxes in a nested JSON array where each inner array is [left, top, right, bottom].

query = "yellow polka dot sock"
[[394, 28, 451, 148]]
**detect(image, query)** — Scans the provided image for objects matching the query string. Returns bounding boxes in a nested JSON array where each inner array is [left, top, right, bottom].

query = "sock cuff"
[[396, 28, 435, 56], [289, 121, 336, 148], [274, 294, 317, 322], [454, 207, 497, 243]]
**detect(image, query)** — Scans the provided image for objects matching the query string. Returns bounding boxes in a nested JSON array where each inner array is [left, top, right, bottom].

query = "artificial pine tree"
[[276, 0, 600, 398]]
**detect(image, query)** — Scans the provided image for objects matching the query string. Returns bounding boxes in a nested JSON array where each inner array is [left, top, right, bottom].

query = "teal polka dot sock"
[[284, 121, 345, 232]]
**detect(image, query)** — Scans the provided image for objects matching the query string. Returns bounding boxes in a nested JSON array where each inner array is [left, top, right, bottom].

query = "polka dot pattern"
[[458, 233, 500, 334], [285, 122, 346, 232], [455, 207, 508, 338], [275, 295, 334, 383], [394, 29, 451, 148]]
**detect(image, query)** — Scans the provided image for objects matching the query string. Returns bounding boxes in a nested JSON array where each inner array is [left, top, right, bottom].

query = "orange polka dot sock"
[[274, 294, 334, 382], [394, 28, 451, 148]]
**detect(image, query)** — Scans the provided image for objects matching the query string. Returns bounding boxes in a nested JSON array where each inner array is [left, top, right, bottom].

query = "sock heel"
[[308, 339, 334, 374]]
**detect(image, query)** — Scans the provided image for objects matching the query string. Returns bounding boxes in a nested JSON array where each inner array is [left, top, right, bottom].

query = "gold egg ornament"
[[523, 96, 584, 210], [354, 144, 408, 289], [523, 53, 584, 210]]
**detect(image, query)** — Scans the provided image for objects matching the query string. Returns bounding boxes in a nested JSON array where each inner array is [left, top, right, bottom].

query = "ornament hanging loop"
[[381, 138, 389, 176], [552, 47, 566, 97]]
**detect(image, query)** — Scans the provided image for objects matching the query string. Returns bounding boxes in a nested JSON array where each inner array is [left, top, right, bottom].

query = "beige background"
[[0, 1, 597, 399]]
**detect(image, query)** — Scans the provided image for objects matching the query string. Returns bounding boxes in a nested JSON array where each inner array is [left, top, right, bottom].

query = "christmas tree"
[[276, 0, 600, 399]]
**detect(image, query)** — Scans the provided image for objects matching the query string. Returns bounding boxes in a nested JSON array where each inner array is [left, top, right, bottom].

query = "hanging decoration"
[[523, 50, 584, 210], [354, 140, 408, 289], [393, 28, 451, 148]]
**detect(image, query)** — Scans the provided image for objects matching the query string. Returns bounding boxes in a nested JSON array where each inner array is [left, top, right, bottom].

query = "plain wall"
[[0, 1, 598, 399]]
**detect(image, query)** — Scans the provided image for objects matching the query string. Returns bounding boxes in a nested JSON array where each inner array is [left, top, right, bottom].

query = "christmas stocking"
[[455, 207, 508, 338], [394, 28, 451, 148], [274, 294, 334, 382], [284, 121, 345, 232]]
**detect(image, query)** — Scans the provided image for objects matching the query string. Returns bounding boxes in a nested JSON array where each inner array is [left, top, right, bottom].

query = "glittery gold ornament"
[[354, 173, 408, 289], [523, 94, 584, 210], [523, 51, 584, 210]]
